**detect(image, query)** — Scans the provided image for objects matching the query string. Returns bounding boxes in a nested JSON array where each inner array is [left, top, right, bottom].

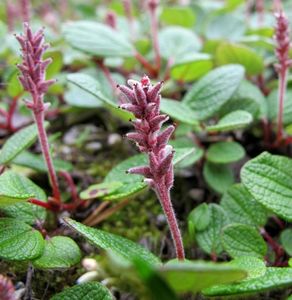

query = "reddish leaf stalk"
[[148, 0, 161, 71], [118, 76, 185, 260], [16, 23, 61, 202], [135, 52, 157, 77], [274, 11, 292, 144]]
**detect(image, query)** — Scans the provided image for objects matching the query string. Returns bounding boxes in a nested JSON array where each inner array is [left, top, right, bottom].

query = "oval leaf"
[[206, 110, 253, 133], [222, 224, 267, 259], [206, 141, 245, 164], [33, 236, 81, 269], [230, 256, 266, 279], [241, 152, 292, 221], [0, 218, 44, 261], [51, 282, 113, 300], [63, 21, 134, 58], [64, 218, 161, 265], [182, 65, 245, 120]]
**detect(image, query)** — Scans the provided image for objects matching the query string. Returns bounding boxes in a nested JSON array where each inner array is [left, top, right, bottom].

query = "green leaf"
[[206, 14, 245, 41], [158, 27, 201, 60], [161, 98, 198, 126], [51, 282, 113, 300], [0, 123, 46, 165], [33, 236, 81, 269], [7, 70, 23, 98], [196, 204, 228, 255], [0, 171, 45, 207], [222, 224, 267, 259], [203, 162, 234, 194], [188, 203, 211, 234], [220, 184, 268, 227], [206, 141, 245, 164], [67, 73, 132, 120], [63, 21, 134, 58], [216, 43, 264, 75], [280, 229, 292, 256], [170, 53, 213, 82], [160, 6, 196, 28], [64, 218, 161, 265], [203, 267, 292, 296], [0, 218, 44, 261], [241, 152, 292, 221], [183, 65, 245, 120], [206, 110, 253, 133], [230, 256, 266, 279], [219, 80, 266, 119], [159, 260, 247, 293], [0, 172, 47, 224], [103, 147, 196, 201], [80, 182, 123, 200], [12, 151, 73, 172]]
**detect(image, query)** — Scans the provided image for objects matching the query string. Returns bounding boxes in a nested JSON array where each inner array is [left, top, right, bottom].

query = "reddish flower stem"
[[276, 68, 288, 143], [156, 184, 185, 260], [59, 170, 79, 205], [20, 0, 30, 23], [29, 198, 53, 210], [33, 107, 61, 202], [148, 0, 161, 71], [135, 52, 157, 76], [7, 95, 19, 132], [95, 59, 117, 93], [122, 0, 135, 39]]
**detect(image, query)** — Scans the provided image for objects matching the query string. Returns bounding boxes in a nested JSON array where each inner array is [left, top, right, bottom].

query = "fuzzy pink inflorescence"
[[118, 76, 185, 260], [119, 76, 174, 191], [15, 23, 55, 111], [275, 11, 292, 72], [0, 275, 15, 300]]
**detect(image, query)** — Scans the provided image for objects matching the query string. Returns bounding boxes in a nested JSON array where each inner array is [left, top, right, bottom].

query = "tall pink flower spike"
[[15, 23, 61, 202], [118, 76, 185, 260]]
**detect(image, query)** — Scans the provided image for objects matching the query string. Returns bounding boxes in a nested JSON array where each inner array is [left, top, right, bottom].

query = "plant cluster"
[[0, 0, 292, 299]]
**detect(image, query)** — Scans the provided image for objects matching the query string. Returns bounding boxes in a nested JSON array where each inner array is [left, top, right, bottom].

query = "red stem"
[[59, 170, 79, 205], [29, 198, 53, 210], [149, 3, 161, 70], [135, 52, 157, 77], [96, 60, 117, 93], [277, 68, 288, 143], [123, 0, 135, 39], [156, 184, 185, 260], [33, 104, 61, 202]]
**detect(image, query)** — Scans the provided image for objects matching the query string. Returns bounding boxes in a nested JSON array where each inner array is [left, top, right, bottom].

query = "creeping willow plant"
[[119, 76, 185, 260]]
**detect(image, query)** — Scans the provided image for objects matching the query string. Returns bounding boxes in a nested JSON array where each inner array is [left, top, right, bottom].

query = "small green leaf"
[[80, 182, 122, 200], [64, 218, 161, 265], [188, 203, 211, 234], [206, 141, 245, 164], [0, 172, 47, 224], [280, 229, 292, 256], [63, 21, 134, 57], [0, 218, 44, 261], [183, 65, 245, 120], [67, 73, 132, 120], [161, 98, 198, 125], [0, 123, 47, 165], [222, 224, 267, 259], [230, 256, 266, 279], [206, 110, 253, 132], [203, 162, 234, 194], [158, 27, 201, 60], [0, 171, 44, 206], [203, 267, 292, 296], [241, 152, 292, 221], [160, 6, 196, 28], [170, 53, 213, 82], [33, 236, 81, 269], [159, 260, 247, 293], [216, 43, 264, 75], [51, 282, 113, 300], [12, 151, 73, 172], [103, 147, 196, 201], [196, 204, 228, 255], [220, 184, 268, 227]]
